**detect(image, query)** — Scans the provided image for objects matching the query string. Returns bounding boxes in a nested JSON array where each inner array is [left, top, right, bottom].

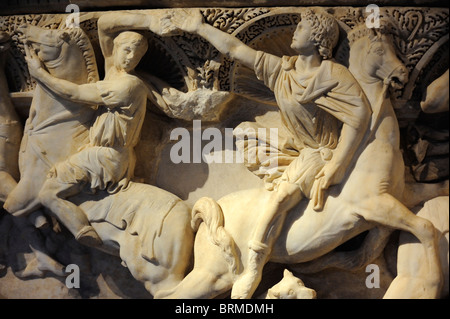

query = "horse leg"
[[1, 173, 65, 277], [0, 210, 12, 272], [3, 175, 42, 217], [0, 171, 17, 203], [385, 196, 449, 299], [155, 268, 233, 299], [10, 213, 65, 278], [358, 193, 443, 298], [232, 181, 302, 299], [154, 216, 235, 299], [38, 178, 102, 247]]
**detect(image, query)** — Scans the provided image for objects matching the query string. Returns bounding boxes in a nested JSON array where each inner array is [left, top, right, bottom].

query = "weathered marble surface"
[[0, 5, 448, 299]]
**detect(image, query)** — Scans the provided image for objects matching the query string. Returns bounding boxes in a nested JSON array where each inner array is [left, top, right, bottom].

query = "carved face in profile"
[[292, 10, 339, 60], [113, 31, 148, 73], [290, 20, 315, 54]]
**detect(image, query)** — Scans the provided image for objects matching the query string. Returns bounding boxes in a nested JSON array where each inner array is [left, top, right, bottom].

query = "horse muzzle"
[[386, 65, 409, 90]]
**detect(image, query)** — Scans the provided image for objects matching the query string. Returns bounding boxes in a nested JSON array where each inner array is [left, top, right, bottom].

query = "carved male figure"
[[171, 9, 371, 298], [24, 13, 175, 247]]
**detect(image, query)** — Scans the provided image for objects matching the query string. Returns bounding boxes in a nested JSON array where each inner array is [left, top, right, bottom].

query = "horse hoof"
[[231, 272, 258, 299], [76, 226, 103, 248]]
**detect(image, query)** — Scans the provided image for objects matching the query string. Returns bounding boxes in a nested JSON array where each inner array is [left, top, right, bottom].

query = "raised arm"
[[97, 11, 170, 73], [172, 9, 258, 70]]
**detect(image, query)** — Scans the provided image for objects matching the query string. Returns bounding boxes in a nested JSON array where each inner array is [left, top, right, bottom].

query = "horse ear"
[[368, 27, 379, 42], [17, 24, 30, 38], [59, 31, 71, 42]]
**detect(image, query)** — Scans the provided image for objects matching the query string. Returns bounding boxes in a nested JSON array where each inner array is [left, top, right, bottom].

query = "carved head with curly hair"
[[291, 9, 339, 60]]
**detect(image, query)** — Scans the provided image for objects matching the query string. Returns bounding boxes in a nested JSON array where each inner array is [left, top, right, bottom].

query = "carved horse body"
[[72, 182, 194, 296], [1, 26, 100, 277], [155, 28, 443, 299], [4, 26, 98, 217]]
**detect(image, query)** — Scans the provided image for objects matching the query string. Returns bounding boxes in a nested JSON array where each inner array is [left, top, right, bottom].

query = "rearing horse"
[[292, 26, 448, 293], [155, 27, 443, 299], [3, 25, 98, 217]]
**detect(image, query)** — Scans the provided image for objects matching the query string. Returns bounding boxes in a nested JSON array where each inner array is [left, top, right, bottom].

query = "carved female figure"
[[170, 8, 371, 298], [24, 13, 173, 247]]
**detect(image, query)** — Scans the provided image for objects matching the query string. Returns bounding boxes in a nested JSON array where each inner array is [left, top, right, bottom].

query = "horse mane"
[[347, 21, 393, 46], [347, 24, 372, 46], [63, 27, 99, 83], [334, 23, 371, 67]]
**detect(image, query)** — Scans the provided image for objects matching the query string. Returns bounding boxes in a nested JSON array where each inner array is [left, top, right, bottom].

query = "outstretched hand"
[[165, 8, 204, 34], [311, 160, 346, 211]]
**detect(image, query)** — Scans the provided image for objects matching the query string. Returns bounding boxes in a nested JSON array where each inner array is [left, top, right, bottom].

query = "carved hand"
[[311, 160, 346, 210], [24, 44, 44, 79], [169, 8, 204, 34], [16, 25, 28, 43]]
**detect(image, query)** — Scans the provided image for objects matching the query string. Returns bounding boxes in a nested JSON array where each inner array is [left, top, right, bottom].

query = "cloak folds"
[[235, 51, 370, 192]]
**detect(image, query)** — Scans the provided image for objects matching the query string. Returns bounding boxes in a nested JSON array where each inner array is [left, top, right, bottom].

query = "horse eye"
[[375, 48, 384, 55], [288, 289, 294, 295]]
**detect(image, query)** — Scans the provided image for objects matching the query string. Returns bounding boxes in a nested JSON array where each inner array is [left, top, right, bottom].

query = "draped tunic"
[[235, 51, 370, 194], [50, 73, 147, 193]]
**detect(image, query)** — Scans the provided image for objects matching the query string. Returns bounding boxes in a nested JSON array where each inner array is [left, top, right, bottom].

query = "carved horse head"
[[19, 24, 98, 84], [348, 26, 408, 91]]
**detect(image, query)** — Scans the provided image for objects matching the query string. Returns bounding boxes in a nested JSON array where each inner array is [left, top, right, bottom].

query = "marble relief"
[[0, 5, 448, 299]]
